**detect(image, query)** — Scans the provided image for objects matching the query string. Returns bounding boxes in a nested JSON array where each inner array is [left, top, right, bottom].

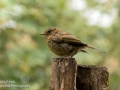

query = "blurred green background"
[[0, 0, 120, 90]]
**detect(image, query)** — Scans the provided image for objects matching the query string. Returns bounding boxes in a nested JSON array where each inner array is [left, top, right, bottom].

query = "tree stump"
[[76, 65, 109, 90], [49, 58, 109, 90], [49, 58, 77, 90]]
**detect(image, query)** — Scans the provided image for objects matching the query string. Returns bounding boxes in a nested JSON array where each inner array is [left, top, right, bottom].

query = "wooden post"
[[49, 58, 109, 90], [49, 58, 77, 90], [76, 65, 109, 90]]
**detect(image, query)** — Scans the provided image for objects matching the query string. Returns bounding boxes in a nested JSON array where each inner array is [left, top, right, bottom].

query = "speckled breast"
[[47, 40, 77, 57]]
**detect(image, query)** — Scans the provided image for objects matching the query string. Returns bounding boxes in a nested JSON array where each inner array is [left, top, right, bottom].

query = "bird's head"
[[40, 27, 60, 36]]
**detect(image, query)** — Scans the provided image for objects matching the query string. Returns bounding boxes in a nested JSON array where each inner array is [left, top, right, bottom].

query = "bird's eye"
[[48, 30, 52, 33]]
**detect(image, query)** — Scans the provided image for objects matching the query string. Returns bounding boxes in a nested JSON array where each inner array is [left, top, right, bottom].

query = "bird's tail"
[[87, 45, 105, 53]]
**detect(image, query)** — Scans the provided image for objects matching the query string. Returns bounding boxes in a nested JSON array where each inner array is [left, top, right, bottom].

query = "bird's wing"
[[52, 34, 87, 46]]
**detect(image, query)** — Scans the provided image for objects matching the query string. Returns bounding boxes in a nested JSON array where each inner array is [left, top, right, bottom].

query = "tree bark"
[[76, 65, 109, 90], [49, 58, 77, 90], [49, 58, 109, 90]]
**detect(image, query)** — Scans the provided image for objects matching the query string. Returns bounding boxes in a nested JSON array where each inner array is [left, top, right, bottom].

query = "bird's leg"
[[61, 56, 66, 58], [62, 56, 72, 58], [66, 56, 73, 58]]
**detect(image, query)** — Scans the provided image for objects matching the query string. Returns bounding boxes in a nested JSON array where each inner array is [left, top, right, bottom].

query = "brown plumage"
[[41, 27, 105, 57]]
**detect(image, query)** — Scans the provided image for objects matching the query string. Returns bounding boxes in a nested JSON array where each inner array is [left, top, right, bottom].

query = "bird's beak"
[[40, 33, 46, 35]]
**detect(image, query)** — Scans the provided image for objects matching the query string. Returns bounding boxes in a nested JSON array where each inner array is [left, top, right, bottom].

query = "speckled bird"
[[41, 27, 105, 57]]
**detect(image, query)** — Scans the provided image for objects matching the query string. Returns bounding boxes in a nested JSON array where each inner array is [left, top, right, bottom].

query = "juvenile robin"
[[41, 27, 105, 57]]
